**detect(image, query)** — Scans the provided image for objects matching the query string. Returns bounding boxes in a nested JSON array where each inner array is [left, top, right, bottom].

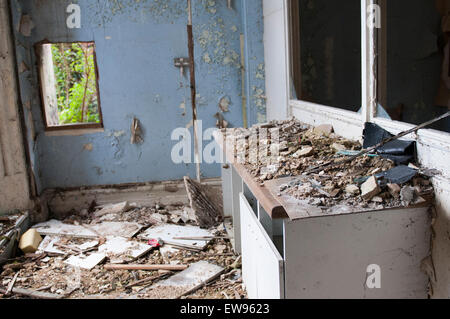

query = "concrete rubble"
[[0, 203, 245, 299], [223, 119, 436, 212]]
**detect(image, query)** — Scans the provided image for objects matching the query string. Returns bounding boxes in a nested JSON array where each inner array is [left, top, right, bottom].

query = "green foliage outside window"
[[51, 43, 100, 124]]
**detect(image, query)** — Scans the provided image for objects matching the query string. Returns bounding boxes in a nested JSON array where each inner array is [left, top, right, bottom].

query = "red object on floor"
[[148, 239, 162, 248]]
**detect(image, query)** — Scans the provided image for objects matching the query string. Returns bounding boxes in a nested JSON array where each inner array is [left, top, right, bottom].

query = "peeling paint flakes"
[[83, 144, 94, 152], [203, 52, 212, 64]]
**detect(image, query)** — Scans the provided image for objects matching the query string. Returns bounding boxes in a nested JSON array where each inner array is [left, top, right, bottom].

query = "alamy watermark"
[[66, 4, 81, 29], [171, 120, 281, 166], [366, 264, 381, 289], [367, 4, 381, 29]]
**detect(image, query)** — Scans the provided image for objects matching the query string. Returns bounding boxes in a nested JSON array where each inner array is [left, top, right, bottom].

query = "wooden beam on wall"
[[0, 0, 32, 210]]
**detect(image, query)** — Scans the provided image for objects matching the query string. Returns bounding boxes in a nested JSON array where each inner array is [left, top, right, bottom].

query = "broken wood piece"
[[35, 285, 53, 292], [125, 272, 173, 289], [184, 176, 224, 228], [104, 264, 188, 271], [5, 273, 19, 296], [0, 287, 63, 299]]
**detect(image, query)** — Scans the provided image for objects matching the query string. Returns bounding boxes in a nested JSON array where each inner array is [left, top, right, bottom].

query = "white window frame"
[[264, 0, 450, 179]]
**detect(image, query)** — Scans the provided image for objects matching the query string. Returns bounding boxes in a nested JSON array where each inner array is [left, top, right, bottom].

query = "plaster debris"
[[361, 176, 381, 201], [142, 261, 225, 299], [314, 124, 334, 136], [138, 224, 215, 250], [65, 253, 106, 271], [33, 220, 144, 239], [221, 118, 435, 212], [94, 202, 132, 218], [1, 204, 244, 300], [98, 237, 152, 264]]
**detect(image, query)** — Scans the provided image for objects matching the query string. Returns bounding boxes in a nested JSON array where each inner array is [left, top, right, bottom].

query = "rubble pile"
[[0, 204, 245, 300], [223, 119, 436, 211]]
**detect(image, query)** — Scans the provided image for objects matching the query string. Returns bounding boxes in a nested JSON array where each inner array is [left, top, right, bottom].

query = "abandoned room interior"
[[1, 0, 450, 301]]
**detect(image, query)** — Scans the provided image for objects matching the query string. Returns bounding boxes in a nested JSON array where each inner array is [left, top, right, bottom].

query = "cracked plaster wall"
[[10, 0, 266, 191]]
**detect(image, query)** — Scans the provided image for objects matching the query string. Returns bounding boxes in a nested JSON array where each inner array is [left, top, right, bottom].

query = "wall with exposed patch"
[[10, 0, 266, 192]]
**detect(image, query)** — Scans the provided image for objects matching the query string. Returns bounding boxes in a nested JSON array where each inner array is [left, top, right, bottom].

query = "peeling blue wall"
[[11, 0, 265, 191]]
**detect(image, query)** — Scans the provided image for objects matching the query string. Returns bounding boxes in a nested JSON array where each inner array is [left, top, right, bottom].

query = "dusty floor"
[[0, 205, 246, 300]]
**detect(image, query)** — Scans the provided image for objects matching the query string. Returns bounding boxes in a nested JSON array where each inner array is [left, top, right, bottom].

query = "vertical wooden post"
[[187, 0, 201, 183], [0, 0, 32, 210]]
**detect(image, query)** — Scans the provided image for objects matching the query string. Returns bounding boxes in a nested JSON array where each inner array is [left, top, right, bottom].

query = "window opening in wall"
[[378, 0, 450, 133], [36, 42, 102, 130], [290, 0, 362, 112]]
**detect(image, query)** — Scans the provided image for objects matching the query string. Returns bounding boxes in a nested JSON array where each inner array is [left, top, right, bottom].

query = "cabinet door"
[[240, 193, 284, 299]]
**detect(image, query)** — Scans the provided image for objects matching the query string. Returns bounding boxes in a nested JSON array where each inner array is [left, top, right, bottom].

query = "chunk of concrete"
[[361, 176, 381, 201], [345, 184, 360, 196], [293, 147, 314, 158], [19, 229, 42, 254], [387, 183, 401, 198], [314, 124, 334, 136]]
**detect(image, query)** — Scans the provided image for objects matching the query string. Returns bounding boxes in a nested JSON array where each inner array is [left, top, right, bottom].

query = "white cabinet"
[[238, 192, 431, 299], [240, 194, 285, 299]]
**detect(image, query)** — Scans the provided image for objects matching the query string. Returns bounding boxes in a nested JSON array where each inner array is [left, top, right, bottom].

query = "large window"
[[290, 0, 362, 112], [289, 0, 449, 133], [377, 0, 450, 133], [278, 0, 450, 179], [36, 42, 103, 131]]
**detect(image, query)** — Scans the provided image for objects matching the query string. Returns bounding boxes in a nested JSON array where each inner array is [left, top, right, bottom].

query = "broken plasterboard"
[[33, 220, 144, 239], [37, 236, 64, 255], [145, 261, 224, 299], [65, 253, 106, 270], [98, 237, 152, 264], [137, 225, 215, 250], [37, 236, 99, 255]]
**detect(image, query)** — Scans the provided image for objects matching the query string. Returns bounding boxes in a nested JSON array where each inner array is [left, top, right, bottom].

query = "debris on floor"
[[140, 261, 225, 299], [0, 203, 245, 300], [184, 177, 224, 228], [223, 118, 437, 213]]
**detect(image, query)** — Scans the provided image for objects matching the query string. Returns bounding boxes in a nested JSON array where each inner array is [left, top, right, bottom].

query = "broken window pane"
[[379, 0, 450, 133], [290, 0, 362, 112], [36, 42, 102, 129]]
